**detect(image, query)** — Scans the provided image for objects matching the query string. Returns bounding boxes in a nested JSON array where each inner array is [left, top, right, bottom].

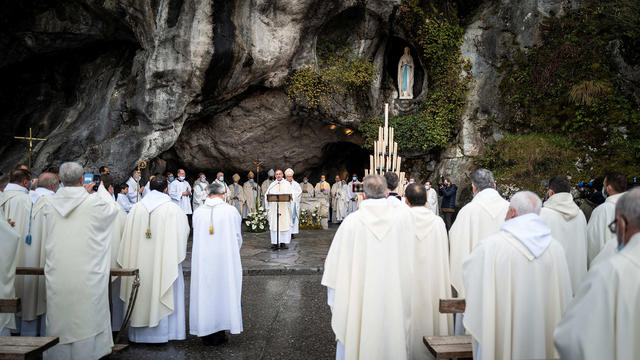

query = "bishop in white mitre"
[[40, 162, 118, 359], [264, 170, 293, 249], [587, 173, 627, 267], [322, 175, 415, 360], [118, 175, 189, 343], [539, 176, 587, 295], [404, 184, 452, 360], [301, 177, 314, 198], [16, 172, 59, 336], [168, 169, 192, 216], [0, 212, 20, 336], [190, 182, 243, 345], [229, 174, 246, 215], [554, 189, 640, 360], [463, 191, 572, 360], [285, 168, 302, 236], [192, 173, 209, 211], [95, 175, 127, 331], [243, 171, 260, 217], [315, 175, 331, 201], [449, 169, 509, 298], [330, 175, 342, 222]]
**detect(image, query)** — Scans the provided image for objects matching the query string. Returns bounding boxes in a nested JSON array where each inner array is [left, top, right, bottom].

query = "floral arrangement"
[[299, 207, 322, 230], [246, 208, 268, 233]]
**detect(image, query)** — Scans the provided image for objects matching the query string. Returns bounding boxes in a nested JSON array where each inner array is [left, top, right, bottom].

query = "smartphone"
[[83, 173, 101, 191]]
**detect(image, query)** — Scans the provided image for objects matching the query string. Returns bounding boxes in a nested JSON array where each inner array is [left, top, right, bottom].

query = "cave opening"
[[307, 141, 370, 182]]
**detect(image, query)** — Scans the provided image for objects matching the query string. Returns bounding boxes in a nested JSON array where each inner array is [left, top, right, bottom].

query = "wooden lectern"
[[266, 193, 292, 250]]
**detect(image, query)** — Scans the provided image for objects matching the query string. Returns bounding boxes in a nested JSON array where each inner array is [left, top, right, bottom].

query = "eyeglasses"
[[608, 216, 626, 234]]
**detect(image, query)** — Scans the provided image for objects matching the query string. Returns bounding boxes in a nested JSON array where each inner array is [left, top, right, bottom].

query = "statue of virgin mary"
[[397, 47, 414, 99]]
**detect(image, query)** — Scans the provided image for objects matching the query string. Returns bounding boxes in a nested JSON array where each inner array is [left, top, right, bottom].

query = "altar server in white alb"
[[463, 191, 572, 360], [449, 168, 509, 298], [118, 175, 190, 343], [192, 173, 209, 211], [190, 182, 243, 345], [554, 189, 640, 360], [39, 162, 119, 359], [322, 175, 415, 360], [264, 170, 293, 249], [168, 169, 193, 216], [285, 168, 302, 237], [587, 173, 627, 267], [425, 181, 439, 215], [0, 211, 20, 336], [16, 172, 58, 336], [404, 184, 452, 360], [539, 175, 588, 294], [126, 169, 143, 203]]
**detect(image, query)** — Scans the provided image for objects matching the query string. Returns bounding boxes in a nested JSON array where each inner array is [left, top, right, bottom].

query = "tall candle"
[[384, 103, 389, 130], [389, 128, 394, 153], [369, 155, 374, 173]]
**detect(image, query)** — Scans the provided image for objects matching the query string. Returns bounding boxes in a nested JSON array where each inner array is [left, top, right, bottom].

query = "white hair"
[[616, 188, 640, 228], [59, 162, 84, 186], [363, 174, 387, 199], [510, 191, 542, 216], [471, 168, 495, 192], [208, 182, 226, 195]]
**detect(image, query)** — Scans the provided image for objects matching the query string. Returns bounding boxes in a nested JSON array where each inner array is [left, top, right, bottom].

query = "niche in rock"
[[385, 38, 425, 100], [316, 6, 381, 64]]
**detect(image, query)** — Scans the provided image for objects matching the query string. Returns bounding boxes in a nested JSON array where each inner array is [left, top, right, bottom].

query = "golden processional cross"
[[14, 128, 47, 172]]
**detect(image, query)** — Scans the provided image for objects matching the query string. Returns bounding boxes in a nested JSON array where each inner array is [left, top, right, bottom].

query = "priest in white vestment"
[[405, 184, 452, 360], [539, 176, 588, 294], [192, 173, 209, 211], [261, 169, 275, 209], [31, 172, 58, 204], [301, 177, 315, 198], [586, 173, 627, 267], [334, 181, 348, 222], [168, 169, 193, 216], [425, 181, 439, 215], [96, 175, 127, 331], [285, 168, 302, 237], [229, 174, 246, 215], [449, 169, 509, 298], [345, 174, 362, 216], [0, 211, 20, 336], [330, 175, 342, 223], [315, 175, 331, 201], [126, 170, 142, 204], [322, 175, 415, 360], [0, 169, 31, 244], [554, 189, 640, 360], [118, 175, 189, 343], [264, 170, 293, 249], [190, 182, 243, 345], [463, 191, 572, 360], [242, 171, 260, 217], [213, 172, 232, 202], [41, 162, 118, 360]]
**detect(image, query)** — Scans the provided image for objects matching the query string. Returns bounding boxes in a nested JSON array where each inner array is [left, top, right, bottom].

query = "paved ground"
[[111, 226, 338, 359]]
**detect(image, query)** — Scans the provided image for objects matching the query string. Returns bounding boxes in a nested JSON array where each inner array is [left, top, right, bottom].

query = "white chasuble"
[[118, 190, 189, 343], [540, 192, 588, 294], [463, 220, 572, 360], [408, 206, 452, 360], [190, 198, 243, 336], [554, 233, 640, 360], [322, 198, 415, 360], [42, 187, 118, 360], [449, 188, 509, 297], [301, 182, 314, 198], [243, 180, 260, 216], [586, 193, 623, 267], [230, 183, 246, 215], [315, 181, 330, 200], [0, 210, 20, 334], [330, 182, 341, 220], [265, 180, 293, 244]]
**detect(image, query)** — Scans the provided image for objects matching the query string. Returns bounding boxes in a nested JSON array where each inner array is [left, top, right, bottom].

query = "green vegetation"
[[360, 0, 471, 152], [482, 0, 640, 189]]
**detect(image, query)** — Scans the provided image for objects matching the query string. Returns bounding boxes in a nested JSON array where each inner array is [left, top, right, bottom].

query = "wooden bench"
[[423, 298, 472, 359], [0, 299, 20, 314], [0, 336, 59, 360]]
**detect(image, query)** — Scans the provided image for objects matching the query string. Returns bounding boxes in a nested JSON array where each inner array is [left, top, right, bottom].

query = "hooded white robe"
[[540, 192, 588, 294], [463, 214, 572, 360], [426, 187, 439, 216], [0, 211, 20, 335], [190, 197, 243, 336], [288, 180, 302, 235], [408, 206, 452, 360], [243, 179, 260, 216], [322, 198, 415, 360], [31, 187, 55, 205], [96, 184, 127, 331], [554, 233, 640, 360], [264, 180, 293, 244], [168, 179, 193, 215], [192, 180, 209, 211], [449, 188, 509, 297], [586, 193, 623, 267], [41, 187, 118, 360], [118, 190, 189, 343]]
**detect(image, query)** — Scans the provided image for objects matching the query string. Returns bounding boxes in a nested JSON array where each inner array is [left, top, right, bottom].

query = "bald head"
[[38, 172, 59, 192], [507, 191, 542, 219]]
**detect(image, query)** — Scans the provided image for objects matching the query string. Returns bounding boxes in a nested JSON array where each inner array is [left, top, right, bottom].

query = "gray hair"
[[363, 174, 387, 199], [616, 188, 640, 228], [207, 181, 226, 195], [38, 172, 59, 190], [59, 162, 84, 186], [510, 191, 542, 216], [471, 168, 495, 192]]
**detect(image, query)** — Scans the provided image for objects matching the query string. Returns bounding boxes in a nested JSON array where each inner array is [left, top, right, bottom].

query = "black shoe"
[[280, 243, 288, 249], [271, 244, 279, 250], [202, 331, 228, 346], [291, 234, 296, 239]]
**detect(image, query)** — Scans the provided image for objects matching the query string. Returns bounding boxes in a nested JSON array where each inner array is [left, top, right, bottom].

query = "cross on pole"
[[14, 128, 47, 172]]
